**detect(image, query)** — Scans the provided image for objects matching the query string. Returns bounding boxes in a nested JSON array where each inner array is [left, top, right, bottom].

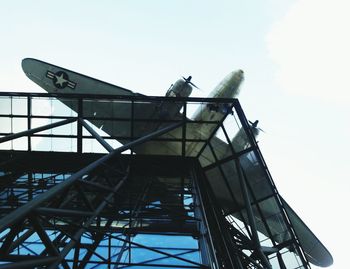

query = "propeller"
[[249, 120, 265, 133], [182, 76, 200, 89]]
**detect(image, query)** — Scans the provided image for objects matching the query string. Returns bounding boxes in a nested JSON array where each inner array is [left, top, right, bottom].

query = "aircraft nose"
[[235, 69, 244, 79]]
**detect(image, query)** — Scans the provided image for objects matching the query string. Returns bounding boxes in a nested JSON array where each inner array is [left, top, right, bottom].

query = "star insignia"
[[46, 71, 77, 90], [54, 73, 68, 88]]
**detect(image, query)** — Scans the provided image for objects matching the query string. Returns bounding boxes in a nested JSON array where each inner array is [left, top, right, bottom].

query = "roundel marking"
[[52, 71, 69, 89]]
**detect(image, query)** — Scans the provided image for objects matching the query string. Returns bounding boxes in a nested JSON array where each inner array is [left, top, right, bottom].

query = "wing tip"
[[21, 58, 37, 74], [282, 197, 333, 267]]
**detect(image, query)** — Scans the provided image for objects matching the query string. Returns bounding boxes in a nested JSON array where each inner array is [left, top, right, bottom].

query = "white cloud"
[[266, 0, 350, 104]]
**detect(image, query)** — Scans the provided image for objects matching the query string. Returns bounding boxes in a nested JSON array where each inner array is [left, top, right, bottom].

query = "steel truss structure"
[[0, 92, 310, 268]]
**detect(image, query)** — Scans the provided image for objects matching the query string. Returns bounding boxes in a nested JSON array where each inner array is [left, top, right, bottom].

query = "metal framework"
[[0, 92, 310, 268]]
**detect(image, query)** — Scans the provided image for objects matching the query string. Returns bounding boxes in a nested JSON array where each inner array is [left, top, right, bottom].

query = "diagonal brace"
[[0, 118, 76, 144]]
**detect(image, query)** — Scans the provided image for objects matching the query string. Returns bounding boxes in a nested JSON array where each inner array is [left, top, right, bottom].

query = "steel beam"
[[0, 121, 183, 233], [27, 96, 31, 151], [77, 98, 83, 153], [0, 118, 76, 144], [0, 256, 58, 269], [235, 158, 271, 268], [79, 118, 114, 152], [35, 207, 95, 217]]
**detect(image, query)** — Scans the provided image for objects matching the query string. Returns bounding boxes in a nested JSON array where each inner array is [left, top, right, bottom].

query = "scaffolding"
[[0, 92, 310, 268]]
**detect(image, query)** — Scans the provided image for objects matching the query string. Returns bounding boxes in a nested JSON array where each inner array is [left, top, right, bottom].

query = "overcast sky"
[[0, 1, 348, 268]]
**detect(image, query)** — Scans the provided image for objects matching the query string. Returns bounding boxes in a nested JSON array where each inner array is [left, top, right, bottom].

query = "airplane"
[[21, 58, 333, 268]]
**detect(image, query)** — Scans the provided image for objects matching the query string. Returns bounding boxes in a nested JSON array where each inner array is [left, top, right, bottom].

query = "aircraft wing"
[[201, 136, 333, 267], [22, 58, 140, 96], [22, 58, 176, 139], [281, 198, 333, 267]]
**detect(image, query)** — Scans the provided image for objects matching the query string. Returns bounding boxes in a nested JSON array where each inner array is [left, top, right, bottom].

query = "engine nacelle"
[[166, 78, 193, 98], [157, 77, 193, 119], [231, 122, 260, 152]]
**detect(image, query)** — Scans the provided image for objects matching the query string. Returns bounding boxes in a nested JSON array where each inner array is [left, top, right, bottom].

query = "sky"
[[0, 0, 349, 268]]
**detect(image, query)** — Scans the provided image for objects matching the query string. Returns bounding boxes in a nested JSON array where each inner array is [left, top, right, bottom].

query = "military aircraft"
[[22, 58, 333, 268]]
